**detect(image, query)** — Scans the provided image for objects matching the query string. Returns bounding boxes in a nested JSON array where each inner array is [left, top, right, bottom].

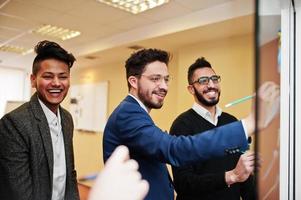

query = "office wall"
[[70, 60, 127, 177], [71, 33, 254, 178]]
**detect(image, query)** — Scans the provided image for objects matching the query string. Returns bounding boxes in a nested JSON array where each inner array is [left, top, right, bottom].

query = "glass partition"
[[256, 0, 296, 199]]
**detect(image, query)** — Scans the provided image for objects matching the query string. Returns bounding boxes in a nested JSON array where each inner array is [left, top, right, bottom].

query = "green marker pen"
[[225, 94, 255, 108]]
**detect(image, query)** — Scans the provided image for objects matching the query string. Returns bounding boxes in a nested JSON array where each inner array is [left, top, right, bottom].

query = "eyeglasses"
[[140, 74, 171, 85], [191, 75, 221, 85]]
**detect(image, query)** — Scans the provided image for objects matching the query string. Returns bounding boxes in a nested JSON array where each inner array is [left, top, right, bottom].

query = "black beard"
[[137, 88, 165, 110], [193, 85, 220, 107]]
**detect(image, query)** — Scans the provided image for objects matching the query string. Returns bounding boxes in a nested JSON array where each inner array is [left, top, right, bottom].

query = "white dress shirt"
[[39, 99, 66, 200], [192, 102, 222, 125]]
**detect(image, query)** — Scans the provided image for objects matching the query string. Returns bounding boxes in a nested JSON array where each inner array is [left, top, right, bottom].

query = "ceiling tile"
[[1, 1, 63, 24], [175, 0, 231, 11], [14, 0, 85, 13], [67, 1, 131, 25], [0, 13, 34, 31], [110, 15, 156, 31]]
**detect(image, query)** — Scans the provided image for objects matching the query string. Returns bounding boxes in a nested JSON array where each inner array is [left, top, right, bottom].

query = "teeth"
[[207, 91, 216, 95], [156, 93, 165, 97], [49, 89, 61, 93]]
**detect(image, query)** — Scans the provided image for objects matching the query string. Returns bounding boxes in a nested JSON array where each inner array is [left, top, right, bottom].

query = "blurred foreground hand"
[[88, 146, 149, 200]]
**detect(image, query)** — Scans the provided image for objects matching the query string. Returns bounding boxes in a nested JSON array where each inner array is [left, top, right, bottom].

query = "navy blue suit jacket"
[[103, 96, 248, 200]]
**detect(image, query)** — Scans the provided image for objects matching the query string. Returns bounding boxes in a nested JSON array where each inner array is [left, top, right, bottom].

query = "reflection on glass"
[[257, 0, 281, 199]]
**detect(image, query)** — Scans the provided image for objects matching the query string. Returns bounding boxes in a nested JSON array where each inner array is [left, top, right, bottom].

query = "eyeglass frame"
[[191, 75, 221, 85], [138, 74, 171, 85]]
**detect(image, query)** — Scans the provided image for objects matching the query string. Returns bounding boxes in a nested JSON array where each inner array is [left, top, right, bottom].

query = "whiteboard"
[[69, 82, 108, 132]]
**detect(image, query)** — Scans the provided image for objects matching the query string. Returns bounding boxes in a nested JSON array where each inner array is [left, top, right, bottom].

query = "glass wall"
[[257, 0, 299, 199]]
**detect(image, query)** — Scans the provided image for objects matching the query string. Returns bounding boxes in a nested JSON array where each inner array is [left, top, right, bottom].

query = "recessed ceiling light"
[[0, 44, 33, 55], [32, 24, 81, 41], [97, 0, 170, 14]]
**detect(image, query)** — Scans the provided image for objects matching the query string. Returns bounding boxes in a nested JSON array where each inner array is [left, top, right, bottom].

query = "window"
[[0, 67, 29, 118]]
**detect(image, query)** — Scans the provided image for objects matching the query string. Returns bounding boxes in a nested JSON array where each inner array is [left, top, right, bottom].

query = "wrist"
[[225, 171, 237, 187]]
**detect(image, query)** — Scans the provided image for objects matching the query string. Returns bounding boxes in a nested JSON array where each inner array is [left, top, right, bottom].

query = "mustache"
[[153, 88, 167, 95], [203, 88, 219, 93]]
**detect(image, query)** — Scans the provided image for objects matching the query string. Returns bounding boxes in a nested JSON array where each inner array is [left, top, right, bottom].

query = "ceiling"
[[0, 0, 257, 70]]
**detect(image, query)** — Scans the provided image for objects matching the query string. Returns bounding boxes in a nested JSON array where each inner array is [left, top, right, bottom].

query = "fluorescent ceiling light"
[[0, 44, 33, 55], [97, 0, 170, 14], [32, 24, 81, 41]]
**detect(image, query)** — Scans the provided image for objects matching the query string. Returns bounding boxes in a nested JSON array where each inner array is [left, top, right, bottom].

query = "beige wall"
[[71, 33, 255, 179], [70, 60, 128, 178]]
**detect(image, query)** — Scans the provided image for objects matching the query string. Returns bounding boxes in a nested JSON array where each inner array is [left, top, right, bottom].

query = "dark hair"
[[187, 57, 213, 84], [125, 48, 170, 90], [32, 40, 76, 75]]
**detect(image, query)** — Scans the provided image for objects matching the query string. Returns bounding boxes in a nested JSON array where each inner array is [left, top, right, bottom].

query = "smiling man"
[[170, 57, 255, 200], [102, 49, 279, 200], [0, 41, 79, 200]]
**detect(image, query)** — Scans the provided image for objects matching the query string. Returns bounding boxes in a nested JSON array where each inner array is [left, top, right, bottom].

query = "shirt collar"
[[192, 102, 222, 125], [38, 98, 61, 125], [128, 94, 149, 113]]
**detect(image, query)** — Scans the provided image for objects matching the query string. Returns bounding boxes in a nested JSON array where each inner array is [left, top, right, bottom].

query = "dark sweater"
[[170, 108, 255, 200]]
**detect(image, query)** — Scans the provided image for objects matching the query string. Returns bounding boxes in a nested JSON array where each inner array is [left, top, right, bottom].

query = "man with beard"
[[103, 49, 279, 200], [0, 41, 79, 200], [170, 57, 255, 200]]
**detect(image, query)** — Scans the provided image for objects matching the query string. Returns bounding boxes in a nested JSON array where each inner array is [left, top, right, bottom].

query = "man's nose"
[[207, 79, 216, 87], [158, 78, 168, 90], [51, 77, 60, 86]]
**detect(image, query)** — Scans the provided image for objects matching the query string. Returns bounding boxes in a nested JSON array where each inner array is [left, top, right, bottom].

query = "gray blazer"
[[0, 93, 79, 200]]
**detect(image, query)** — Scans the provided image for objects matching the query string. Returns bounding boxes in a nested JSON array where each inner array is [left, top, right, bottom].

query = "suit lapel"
[[29, 93, 54, 183], [60, 109, 72, 175]]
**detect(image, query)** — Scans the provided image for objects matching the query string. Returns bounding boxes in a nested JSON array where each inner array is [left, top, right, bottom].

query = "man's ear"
[[187, 85, 195, 95], [30, 74, 37, 88], [128, 76, 138, 90]]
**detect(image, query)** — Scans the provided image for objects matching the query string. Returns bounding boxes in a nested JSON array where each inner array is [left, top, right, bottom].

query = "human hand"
[[88, 146, 149, 200], [225, 151, 255, 186], [257, 81, 280, 129], [244, 81, 280, 135]]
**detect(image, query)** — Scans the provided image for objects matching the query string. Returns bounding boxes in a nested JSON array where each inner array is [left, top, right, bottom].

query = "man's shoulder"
[[0, 102, 34, 134], [220, 112, 238, 121], [3, 102, 31, 121], [114, 96, 146, 116], [170, 109, 197, 135], [173, 109, 197, 123]]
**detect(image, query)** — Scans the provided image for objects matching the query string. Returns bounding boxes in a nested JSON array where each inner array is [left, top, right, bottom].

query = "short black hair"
[[32, 40, 76, 75], [187, 57, 212, 84], [125, 48, 170, 90]]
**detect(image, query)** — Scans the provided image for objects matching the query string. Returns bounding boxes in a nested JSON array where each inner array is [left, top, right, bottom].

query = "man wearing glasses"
[[170, 57, 255, 200], [103, 49, 278, 200]]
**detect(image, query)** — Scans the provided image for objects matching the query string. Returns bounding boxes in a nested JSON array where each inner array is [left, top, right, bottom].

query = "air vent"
[[128, 45, 144, 50], [84, 55, 98, 60]]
